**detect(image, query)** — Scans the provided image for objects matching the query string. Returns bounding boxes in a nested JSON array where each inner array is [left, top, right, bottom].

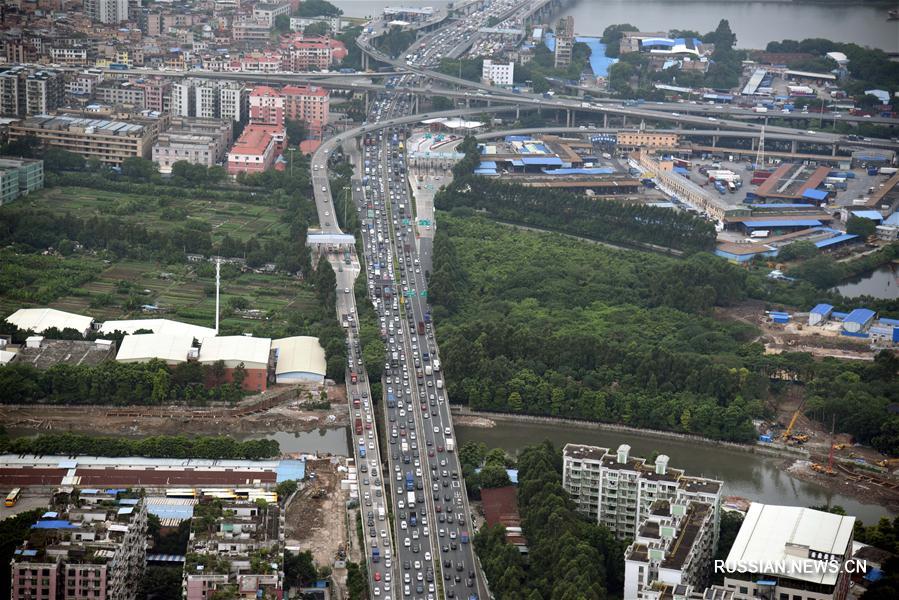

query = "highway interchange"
[[307, 1, 899, 598]]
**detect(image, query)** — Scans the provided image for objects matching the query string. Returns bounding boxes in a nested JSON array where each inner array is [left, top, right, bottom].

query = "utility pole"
[[214, 258, 221, 334]]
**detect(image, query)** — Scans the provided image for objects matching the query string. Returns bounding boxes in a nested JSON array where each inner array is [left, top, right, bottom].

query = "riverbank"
[[453, 407, 899, 518], [451, 406, 809, 460]]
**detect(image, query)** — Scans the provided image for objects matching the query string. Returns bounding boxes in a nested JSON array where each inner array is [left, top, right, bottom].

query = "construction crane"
[[781, 393, 808, 444]]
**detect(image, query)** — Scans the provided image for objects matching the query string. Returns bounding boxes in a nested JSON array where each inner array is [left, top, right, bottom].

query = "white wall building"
[[722, 503, 856, 600], [562, 443, 723, 542], [84, 0, 130, 24], [481, 60, 515, 87]]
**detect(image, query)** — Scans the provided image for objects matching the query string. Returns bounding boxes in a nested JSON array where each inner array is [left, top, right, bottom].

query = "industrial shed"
[[99, 318, 216, 340], [199, 336, 273, 392], [842, 308, 876, 334], [5, 308, 94, 337], [116, 333, 196, 365], [271, 336, 327, 383]]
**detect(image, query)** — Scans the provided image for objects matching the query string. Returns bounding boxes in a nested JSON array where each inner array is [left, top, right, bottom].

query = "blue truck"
[[372, 546, 380, 562], [405, 472, 414, 491], [387, 393, 396, 408], [714, 181, 727, 195]]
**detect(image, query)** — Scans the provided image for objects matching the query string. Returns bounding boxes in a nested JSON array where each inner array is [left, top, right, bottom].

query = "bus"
[[5, 488, 21, 507]]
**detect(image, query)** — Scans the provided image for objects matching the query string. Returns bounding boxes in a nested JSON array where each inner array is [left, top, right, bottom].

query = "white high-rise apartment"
[[562, 443, 723, 541], [85, 0, 130, 24]]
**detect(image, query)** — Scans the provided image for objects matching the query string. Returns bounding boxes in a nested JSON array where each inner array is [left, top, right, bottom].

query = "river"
[[835, 264, 899, 300], [332, 0, 899, 52], [456, 420, 896, 523]]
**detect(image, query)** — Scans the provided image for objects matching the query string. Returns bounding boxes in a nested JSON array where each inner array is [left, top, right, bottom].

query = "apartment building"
[[0, 157, 45, 206], [140, 79, 171, 112], [281, 85, 329, 136], [253, 2, 291, 27], [84, 0, 130, 24], [562, 443, 723, 541], [616, 131, 680, 150], [624, 500, 717, 600], [153, 117, 232, 173], [279, 34, 348, 71], [290, 16, 345, 33], [48, 46, 90, 66], [0, 65, 26, 116], [554, 15, 574, 68], [249, 86, 285, 127], [171, 79, 248, 123], [9, 115, 156, 166], [183, 498, 283, 600], [25, 69, 65, 115], [9, 491, 148, 600], [226, 125, 282, 175], [94, 80, 146, 108], [481, 60, 515, 86], [233, 20, 273, 43], [722, 504, 856, 600]]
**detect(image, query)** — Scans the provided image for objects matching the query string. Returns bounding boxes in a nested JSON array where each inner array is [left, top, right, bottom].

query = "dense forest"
[[473, 442, 626, 599], [437, 137, 717, 253], [428, 214, 899, 452], [0, 432, 279, 460]]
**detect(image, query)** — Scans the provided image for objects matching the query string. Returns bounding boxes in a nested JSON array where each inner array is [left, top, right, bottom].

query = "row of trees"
[[0, 432, 280, 460], [473, 442, 626, 599], [0, 359, 249, 405]]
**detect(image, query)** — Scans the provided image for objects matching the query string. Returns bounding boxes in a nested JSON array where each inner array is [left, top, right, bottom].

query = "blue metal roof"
[[814, 233, 858, 248], [851, 210, 884, 221], [810, 304, 834, 315], [521, 157, 564, 166], [802, 189, 828, 201], [642, 38, 675, 47], [504, 135, 531, 142], [879, 318, 899, 327], [574, 37, 618, 77], [745, 219, 822, 228], [32, 520, 78, 529], [478, 161, 497, 169], [277, 459, 305, 482], [883, 212, 899, 226], [147, 504, 194, 520], [831, 311, 849, 320], [474, 169, 497, 175], [749, 203, 818, 209], [844, 308, 876, 325], [543, 167, 614, 175], [510, 159, 524, 167]]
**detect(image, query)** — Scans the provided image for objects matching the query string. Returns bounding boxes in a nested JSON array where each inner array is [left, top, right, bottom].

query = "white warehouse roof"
[[116, 333, 195, 364], [100, 318, 216, 339], [5, 308, 93, 335], [199, 336, 271, 369], [271, 336, 327, 381], [725, 503, 855, 586]]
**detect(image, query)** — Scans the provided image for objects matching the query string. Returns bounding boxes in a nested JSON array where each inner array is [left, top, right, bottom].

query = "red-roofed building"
[[249, 86, 285, 127], [279, 34, 348, 71], [282, 85, 329, 137], [227, 124, 284, 175], [481, 486, 528, 550]]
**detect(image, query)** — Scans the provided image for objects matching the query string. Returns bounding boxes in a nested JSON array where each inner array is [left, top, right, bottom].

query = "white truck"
[[407, 491, 416, 506], [425, 365, 433, 376], [377, 503, 385, 521], [753, 106, 768, 113], [445, 438, 455, 452], [432, 359, 441, 372]]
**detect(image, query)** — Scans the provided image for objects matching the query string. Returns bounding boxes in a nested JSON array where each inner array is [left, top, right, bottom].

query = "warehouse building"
[[116, 333, 196, 365], [721, 503, 855, 600], [198, 336, 273, 392], [271, 336, 327, 383], [99, 318, 217, 339], [5, 308, 94, 337]]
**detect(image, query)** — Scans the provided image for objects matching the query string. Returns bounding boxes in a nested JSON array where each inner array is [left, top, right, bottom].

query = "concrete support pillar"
[[487, 100, 492, 107], [466, 98, 470, 108], [414, 95, 419, 113], [362, 53, 369, 71], [712, 136, 718, 147], [751, 137, 757, 151], [515, 105, 520, 120], [566, 109, 571, 127], [791, 140, 797, 154], [622, 116, 627, 127], [603, 113, 608, 128], [832, 143, 838, 157]]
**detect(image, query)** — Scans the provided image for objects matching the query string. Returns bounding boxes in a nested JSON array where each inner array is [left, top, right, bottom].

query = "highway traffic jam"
[[352, 75, 481, 600]]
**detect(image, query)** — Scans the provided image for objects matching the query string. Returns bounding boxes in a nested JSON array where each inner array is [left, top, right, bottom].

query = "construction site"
[[763, 384, 899, 513]]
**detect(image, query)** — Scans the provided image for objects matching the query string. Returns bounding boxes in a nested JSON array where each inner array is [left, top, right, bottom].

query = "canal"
[[835, 264, 899, 300], [238, 428, 351, 456], [456, 420, 895, 523]]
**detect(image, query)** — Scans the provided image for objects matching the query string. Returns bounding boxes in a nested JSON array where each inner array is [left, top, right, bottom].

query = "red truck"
[[350, 372, 358, 384], [354, 418, 363, 435], [417, 321, 425, 335]]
